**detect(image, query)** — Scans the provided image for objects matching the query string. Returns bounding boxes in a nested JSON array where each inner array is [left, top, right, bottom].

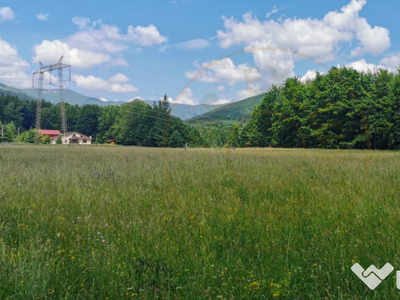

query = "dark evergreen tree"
[[146, 95, 172, 147], [75, 104, 102, 138], [226, 123, 240, 147], [168, 130, 185, 147], [97, 105, 120, 143], [118, 100, 153, 146]]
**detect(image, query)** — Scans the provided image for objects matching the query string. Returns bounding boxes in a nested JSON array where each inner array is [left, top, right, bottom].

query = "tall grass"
[[1, 145, 400, 299]]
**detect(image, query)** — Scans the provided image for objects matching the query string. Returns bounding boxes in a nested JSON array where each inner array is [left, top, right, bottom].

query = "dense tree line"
[[116, 97, 205, 147], [5, 66, 398, 149], [0, 93, 214, 147], [237, 67, 400, 150]]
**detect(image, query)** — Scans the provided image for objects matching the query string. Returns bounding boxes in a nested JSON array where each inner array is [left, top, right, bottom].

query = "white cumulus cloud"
[[380, 54, 400, 71], [33, 40, 111, 69], [346, 59, 382, 73], [217, 0, 389, 59], [173, 87, 197, 105], [72, 16, 91, 29], [0, 37, 30, 88], [126, 24, 168, 46], [33, 17, 167, 70], [68, 25, 127, 53], [0, 7, 15, 23], [247, 41, 295, 87], [211, 98, 232, 105], [236, 87, 263, 100], [300, 70, 319, 83], [185, 0, 391, 94], [72, 73, 138, 92], [185, 58, 260, 86], [109, 73, 130, 83], [351, 23, 390, 56], [36, 13, 49, 21]]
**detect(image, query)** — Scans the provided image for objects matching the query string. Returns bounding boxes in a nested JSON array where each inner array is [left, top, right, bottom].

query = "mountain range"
[[0, 83, 265, 124], [185, 93, 265, 127], [0, 83, 224, 120]]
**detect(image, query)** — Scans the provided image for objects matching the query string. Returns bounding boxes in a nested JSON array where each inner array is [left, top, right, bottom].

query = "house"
[[39, 129, 62, 144], [39, 129, 61, 138], [106, 139, 116, 145], [39, 130, 92, 145], [61, 132, 92, 145]]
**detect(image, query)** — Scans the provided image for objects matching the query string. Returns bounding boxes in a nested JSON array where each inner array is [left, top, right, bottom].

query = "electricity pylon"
[[32, 56, 71, 135]]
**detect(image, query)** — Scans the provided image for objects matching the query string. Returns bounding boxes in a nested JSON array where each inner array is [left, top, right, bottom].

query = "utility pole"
[[34, 62, 44, 132], [32, 56, 71, 135]]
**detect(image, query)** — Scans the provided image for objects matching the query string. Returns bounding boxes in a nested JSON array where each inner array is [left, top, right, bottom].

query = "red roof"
[[39, 129, 61, 136]]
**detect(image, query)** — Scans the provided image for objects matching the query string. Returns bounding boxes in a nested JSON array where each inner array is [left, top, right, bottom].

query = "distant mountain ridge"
[[0, 83, 223, 120], [0, 83, 34, 101], [186, 93, 266, 127], [23, 88, 116, 106]]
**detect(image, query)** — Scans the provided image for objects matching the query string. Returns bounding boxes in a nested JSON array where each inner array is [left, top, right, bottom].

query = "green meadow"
[[1, 145, 400, 299]]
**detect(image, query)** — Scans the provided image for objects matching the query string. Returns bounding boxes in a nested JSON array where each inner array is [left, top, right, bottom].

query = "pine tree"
[[3, 122, 16, 142], [168, 130, 185, 147], [226, 123, 240, 147], [147, 95, 172, 147]]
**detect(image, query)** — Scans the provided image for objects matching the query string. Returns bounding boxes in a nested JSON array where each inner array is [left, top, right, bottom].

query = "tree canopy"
[[0, 94, 205, 147], [3, 67, 400, 149], [240, 67, 400, 150]]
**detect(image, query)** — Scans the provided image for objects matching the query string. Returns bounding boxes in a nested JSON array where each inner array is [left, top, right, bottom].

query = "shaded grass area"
[[0, 145, 400, 299]]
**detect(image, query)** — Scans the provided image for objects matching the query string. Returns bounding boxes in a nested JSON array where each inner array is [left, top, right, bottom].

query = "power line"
[[66, 81, 234, 123], [1, 77, 238, 125], [32, 56, 71, 135]]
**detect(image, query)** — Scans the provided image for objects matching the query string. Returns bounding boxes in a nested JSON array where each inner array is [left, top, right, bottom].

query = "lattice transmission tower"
[[32, 56, 71, 135]]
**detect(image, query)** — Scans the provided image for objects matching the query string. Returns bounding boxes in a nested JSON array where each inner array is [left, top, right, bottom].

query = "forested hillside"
[[186, 93, 265, 127], [237, 67, 400, 149], [0, 94, 209, 146], [3, 67, 400, 149], [0, 84, 222, 120]]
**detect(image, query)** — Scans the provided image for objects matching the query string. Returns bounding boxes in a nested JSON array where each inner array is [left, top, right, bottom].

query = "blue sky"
[[1, 0, 400, 105]]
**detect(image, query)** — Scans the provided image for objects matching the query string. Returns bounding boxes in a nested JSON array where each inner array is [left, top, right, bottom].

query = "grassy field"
[[1, 145, 400, 299]]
